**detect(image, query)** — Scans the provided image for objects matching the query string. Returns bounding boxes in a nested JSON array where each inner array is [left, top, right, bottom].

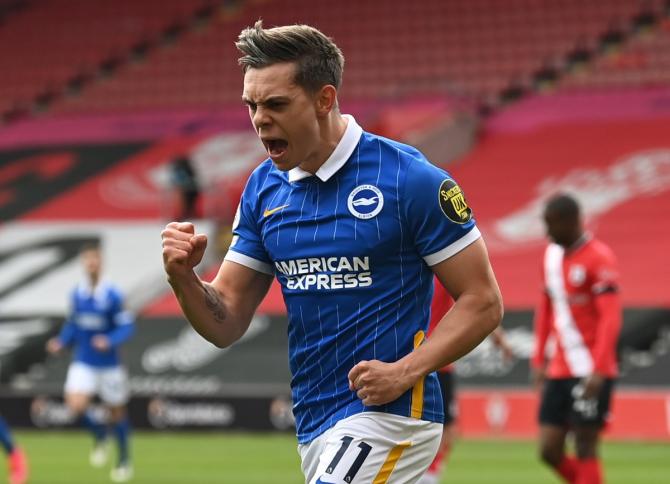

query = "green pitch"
[[9, 431, 669, 483]]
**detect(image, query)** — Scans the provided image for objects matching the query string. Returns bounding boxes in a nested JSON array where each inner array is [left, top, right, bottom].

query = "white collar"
[[288, 114, 363, 182], [77, 279, 109, 300]]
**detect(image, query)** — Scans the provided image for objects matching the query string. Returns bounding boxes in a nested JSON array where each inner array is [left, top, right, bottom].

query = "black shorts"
[[539, 377, 614, 428], [437, 371, 457, 425]]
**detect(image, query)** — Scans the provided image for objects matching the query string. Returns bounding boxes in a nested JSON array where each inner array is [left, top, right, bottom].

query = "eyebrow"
[[241, 95, 291, 107]]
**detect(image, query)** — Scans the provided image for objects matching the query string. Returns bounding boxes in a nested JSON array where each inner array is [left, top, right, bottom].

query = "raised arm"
[[162, 222, 273, 348]]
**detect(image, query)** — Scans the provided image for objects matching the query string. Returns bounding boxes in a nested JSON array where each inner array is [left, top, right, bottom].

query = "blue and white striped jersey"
[[58, 280, 134, 368], [225, 115, 480, 443]]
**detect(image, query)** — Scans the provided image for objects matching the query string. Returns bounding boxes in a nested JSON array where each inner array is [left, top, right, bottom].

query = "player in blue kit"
[[162, 21, 503, 483], [46, 243, 135, 482]]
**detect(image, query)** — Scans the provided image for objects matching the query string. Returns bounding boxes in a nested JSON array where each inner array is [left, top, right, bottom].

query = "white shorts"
[[64, 362, 130, 406], [298, 412, 442, 484]]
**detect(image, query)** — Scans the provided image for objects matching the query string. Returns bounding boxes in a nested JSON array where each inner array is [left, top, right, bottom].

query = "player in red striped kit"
[[418, 280, 512, 484], [531, 194, 621, 484]]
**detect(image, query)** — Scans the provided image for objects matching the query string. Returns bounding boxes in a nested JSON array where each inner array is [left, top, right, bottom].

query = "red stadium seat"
[[1, 0, 667, 117]]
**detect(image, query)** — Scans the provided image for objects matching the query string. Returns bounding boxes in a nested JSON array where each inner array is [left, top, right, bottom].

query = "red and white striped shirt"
[[532, 236, 622, 378]]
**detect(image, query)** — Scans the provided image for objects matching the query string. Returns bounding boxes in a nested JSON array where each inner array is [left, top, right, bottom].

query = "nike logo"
[[351, 197, 378, 207], [263, 204, 289, 217], [315, 478, 336, 484]]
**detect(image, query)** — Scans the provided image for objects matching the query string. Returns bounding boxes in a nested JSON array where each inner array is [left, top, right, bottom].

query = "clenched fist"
[[348, 359, 416, 407], [161, 222, 208, 278]]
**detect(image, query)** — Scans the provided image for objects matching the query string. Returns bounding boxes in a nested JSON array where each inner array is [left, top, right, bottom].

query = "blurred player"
[[46, 243, 135, 483], [418, 280, 513, 484], [531, 194, 621, 484], [169, 154, 201, 221], [0, 415, 27, 484], [162, 21, 503, 483]]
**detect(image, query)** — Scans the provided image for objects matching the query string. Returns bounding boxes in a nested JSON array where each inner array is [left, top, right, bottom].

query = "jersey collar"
[[77, 279, 109, 300], [288, 114, 363, 182], [565, 232, 592, 254]]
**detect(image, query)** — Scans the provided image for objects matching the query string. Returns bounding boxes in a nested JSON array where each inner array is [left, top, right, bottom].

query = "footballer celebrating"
[[162, 21, 502, 483]]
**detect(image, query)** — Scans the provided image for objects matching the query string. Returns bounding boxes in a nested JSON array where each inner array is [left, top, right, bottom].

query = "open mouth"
[[264, 138, 288, 159]]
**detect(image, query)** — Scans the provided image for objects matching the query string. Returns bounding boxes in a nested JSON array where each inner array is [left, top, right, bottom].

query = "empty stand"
[[0, 0, 205, 114], [561, 20, 670, 89], [46, 0, 664, 115]]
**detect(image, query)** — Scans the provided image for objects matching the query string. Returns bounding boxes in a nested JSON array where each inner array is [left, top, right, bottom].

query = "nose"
[[252, 107, 272, 132]]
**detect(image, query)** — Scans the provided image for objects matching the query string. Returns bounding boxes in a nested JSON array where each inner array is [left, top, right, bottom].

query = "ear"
[[314, 85, 337, 116]]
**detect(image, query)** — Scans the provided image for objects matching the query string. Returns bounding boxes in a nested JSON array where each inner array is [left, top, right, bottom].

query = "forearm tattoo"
[[203, 285, 226, 324]]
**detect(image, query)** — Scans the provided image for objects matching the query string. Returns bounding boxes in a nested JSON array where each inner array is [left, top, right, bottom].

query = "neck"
[[564, 231, 586, 250], [88, 274, 100, 288], [301, 112, 348, 174]]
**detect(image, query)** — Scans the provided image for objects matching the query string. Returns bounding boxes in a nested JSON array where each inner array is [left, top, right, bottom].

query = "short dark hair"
[[80, 241, 101, 254], [236, 20, 344, 93], [544, 193, 580, 219]]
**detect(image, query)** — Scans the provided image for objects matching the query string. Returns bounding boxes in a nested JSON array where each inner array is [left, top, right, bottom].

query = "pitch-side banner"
[[10, 310, 668, 401], [1, 391, 667, 440]]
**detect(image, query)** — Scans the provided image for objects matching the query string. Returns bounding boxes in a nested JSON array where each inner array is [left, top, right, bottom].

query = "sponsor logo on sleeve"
[[439, 179, 472, 224]]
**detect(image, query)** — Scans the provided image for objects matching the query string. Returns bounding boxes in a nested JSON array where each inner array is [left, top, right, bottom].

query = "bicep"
[[430, 238, 500, 302]]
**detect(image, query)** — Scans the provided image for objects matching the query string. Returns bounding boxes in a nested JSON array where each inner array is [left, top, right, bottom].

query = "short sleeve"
[[224, 179, 273, 275], [110, 288, 134, 326], [403, 159, 480, 266], [590, 249, 619, 295], [67, 289, 77, 316]]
